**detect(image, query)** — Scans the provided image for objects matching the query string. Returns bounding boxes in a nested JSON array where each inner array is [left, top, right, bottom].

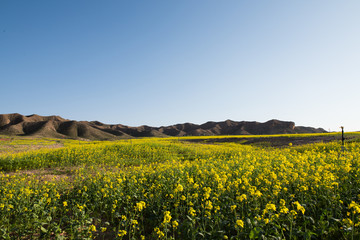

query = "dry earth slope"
[[0, 113, 327, 140]]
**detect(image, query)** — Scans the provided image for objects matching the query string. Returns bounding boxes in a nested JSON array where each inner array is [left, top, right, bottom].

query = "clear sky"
[[1, 1, 359, 131]]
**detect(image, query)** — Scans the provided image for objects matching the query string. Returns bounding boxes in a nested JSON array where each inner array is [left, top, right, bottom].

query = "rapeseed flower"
[[236, 219, 244, 228]]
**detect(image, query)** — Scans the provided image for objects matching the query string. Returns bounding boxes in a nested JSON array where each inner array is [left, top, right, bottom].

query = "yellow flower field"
[[0, 137, 359, 239]]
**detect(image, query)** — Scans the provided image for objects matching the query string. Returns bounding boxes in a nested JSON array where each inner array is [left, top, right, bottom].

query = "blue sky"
[[1, 1, 359, 131]]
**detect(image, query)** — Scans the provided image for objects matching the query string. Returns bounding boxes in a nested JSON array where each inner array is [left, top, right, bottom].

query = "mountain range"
[[0, 113, 327, 140]]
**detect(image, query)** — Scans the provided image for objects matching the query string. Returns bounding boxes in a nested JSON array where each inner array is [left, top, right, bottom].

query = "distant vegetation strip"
[[165, 132, 358, 140]]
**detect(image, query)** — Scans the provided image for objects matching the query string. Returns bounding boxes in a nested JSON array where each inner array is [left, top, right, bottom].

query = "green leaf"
[[56, 234, 66, 240], [330, 217, 341, 223], [249, 227, 261, 240], [197, 232, 205, 238], [40, 226, 47, 233]]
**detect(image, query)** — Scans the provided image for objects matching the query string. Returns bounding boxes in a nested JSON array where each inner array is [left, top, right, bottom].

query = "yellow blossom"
[[154, 227, 164, 238], [172, 220, 179, 229], [189, 207, 196, 217], [118, 230, 127, 237], [163, 211, 172, 223], [135, 201, 146, 212], [236, 219, 244, 228]]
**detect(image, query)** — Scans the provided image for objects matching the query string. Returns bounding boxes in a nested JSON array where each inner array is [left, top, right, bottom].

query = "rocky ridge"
[[0, 113, 327, 140]]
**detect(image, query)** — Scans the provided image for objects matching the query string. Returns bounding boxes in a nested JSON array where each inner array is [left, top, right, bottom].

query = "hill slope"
[[0, 113, 327, 140]]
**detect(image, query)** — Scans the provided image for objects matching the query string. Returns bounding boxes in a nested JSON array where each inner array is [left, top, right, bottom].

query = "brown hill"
[[0, 113, 327, 140], [158, 119, 326, 136]]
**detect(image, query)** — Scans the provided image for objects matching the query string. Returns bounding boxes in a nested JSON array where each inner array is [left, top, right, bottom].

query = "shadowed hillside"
[[0, 113, 327, 140]]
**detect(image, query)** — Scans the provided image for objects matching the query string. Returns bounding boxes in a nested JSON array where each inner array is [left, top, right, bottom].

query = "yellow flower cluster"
[[135, 201, 146, 212], [293, 201, 305, 215], [163, 211, 172, 224]]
